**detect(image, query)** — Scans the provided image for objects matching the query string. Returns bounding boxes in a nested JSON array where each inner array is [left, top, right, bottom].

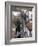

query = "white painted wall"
[[0, 0, 38, 46]]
